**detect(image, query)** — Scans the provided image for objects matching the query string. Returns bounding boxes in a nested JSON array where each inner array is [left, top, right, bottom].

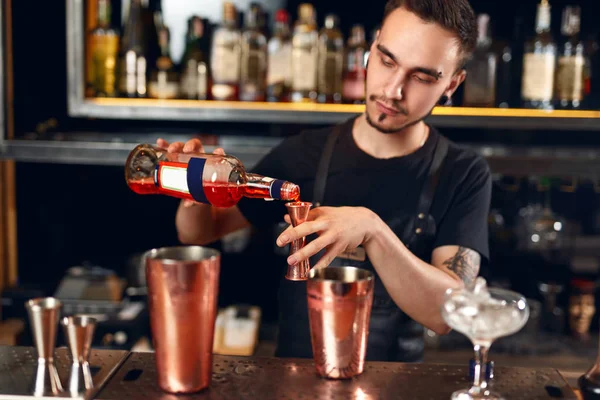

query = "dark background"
[[8, 0, 600, 326]]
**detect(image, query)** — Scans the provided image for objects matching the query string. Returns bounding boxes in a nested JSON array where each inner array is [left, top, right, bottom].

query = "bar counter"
[[0, 345, 577, 399]]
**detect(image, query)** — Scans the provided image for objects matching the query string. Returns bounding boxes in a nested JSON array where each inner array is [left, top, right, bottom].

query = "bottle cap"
[[275, 9, 289, 24], [298, 4, 314, 21]]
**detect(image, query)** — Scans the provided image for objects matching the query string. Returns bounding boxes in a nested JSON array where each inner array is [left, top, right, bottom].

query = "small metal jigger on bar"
[[25, 297, 64, 396], [285, 201, 313, 281], [62, 315, 97, 396]]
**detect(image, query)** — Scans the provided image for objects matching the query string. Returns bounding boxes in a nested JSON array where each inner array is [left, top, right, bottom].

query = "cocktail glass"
[[441, 277, 529, 400]]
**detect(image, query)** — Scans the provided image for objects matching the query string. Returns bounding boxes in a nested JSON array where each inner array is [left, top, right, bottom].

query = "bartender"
[[158, 0, 491, 362]]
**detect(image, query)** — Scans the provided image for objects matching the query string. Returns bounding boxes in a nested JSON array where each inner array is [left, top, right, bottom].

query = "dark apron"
[[275, 124, 449, 362]]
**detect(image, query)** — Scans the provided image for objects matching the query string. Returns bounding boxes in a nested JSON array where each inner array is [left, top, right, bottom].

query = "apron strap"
[[312, 125, 343, 207], [405, 134, 449, 249]]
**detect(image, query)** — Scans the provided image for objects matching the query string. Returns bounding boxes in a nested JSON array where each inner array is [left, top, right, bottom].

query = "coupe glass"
[[441, 278, 530, 400]]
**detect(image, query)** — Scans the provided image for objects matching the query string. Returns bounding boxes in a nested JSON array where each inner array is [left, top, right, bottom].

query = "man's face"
[[365, 7, 466, 134]]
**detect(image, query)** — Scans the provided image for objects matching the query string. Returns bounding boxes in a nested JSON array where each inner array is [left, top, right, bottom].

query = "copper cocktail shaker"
[[285, 201, 312, 280], [144, 246, 220, 394], [307, 266, 374, 379]]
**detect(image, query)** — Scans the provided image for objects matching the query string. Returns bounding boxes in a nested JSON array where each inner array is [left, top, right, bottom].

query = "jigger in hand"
[[25, 297, 64, 396], [62, 315, 97, 396], [285, 201, 312, 281]]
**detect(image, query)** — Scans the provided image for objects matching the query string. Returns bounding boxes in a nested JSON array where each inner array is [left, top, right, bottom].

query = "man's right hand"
[[156, 137, 225, 208]]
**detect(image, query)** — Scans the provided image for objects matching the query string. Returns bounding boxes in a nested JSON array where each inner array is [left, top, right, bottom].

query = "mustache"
[[369, 95, 408, 115]]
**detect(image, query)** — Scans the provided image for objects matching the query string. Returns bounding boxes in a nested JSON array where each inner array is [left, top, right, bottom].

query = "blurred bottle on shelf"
[[555, 6, 585, 109], [240, 3, 268, 102], [148, 25, 179, 99], [463, 14, 497, 107], [317, 14, 344, 104], [180, 16, 209, 100], [210, 2, 241, 101], [266, 9, 292, 102], [521, 0, 556, 110], [117, 0, 148, 98], [342, 24, 367, 104], [89, 0, 119, 97], [291, 3, 318, 103]]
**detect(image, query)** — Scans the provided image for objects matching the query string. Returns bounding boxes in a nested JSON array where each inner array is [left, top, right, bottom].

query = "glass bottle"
[[125, 144, 300, 208], [240, 3, 268, 102], [148, 25, 179, 99], [317, 14, 344, 104], [291, 3, 318, 103], [521, 0, 556, 110], [463, 14, 497, 107], [210, 2, 241, 101], [180, 16, 209, 100], [555, 6, 585, 109], [342, 24, 367, 104], [266, 9, 292, 102], [89, 0, 119, 97], [118, 0, 147, 98]]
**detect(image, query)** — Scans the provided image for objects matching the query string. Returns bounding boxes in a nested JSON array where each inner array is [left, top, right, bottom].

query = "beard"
[[365, 94, 443, 135]]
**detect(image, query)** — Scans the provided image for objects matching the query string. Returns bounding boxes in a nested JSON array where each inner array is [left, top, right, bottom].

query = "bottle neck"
[[535, 4, 551, 34], [97, 0, 111, 28]]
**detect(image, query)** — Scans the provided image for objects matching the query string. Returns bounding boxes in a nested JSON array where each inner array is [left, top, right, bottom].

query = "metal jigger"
[[285, 201, 312, 281], [61, 316, 97, 396], [25, 297, 64, 396]]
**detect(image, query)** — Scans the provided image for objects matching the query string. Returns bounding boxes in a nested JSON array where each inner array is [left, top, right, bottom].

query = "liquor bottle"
[[210, 2, 242, 101], [180, 16, 209, 100], [148, 25, 179, 99], [463, 14, 497, 107], [89, 0, 119, 97], [555, 6, 585, 109], [584, 34, 600, 109], [125, 144, 300, 208], [266, 9, 292, 102], [291, 4, 318, 103], [118, 0, 147, 98], [342, 24, 367, 104], [521, 0, 556, 110], [317, 14, 344, 104], [240, 3, 268, 102]]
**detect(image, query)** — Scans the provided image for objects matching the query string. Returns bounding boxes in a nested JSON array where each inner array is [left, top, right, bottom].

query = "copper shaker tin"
[[307, 266, 374, 379], [285, 201, 312, 281], [144, 246, 220, 394]]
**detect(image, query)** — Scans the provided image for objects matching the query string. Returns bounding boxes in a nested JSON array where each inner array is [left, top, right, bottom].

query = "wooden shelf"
[[66, 98, 600, 130]]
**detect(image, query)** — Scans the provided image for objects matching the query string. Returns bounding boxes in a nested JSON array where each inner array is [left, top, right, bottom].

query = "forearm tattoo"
[[442, 247, 481, 285]]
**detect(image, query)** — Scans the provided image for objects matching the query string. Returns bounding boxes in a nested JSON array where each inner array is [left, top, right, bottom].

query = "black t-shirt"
[[236, 116, 492, 361], [238, 116, 491, 261]]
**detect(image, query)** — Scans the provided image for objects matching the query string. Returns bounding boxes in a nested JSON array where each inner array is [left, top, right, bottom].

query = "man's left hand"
[[276, 206, 380, 269]]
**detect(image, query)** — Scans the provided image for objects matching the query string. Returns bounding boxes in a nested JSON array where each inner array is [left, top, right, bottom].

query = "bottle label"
[[292, 49, 317, 91], [212, 45, 240, 83], [521, 53, 555, 101], [157, 161, 190, 194], [556, 55, 584, 101], [156, 159, 209, 204], [267, 43, 292, 86]]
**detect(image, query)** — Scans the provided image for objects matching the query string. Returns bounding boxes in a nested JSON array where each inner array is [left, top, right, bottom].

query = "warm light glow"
[[85, 98, 600, 119]]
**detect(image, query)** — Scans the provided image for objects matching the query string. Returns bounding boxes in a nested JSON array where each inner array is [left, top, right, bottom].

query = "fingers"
[[182, 139, 204, 153], [156, 138, 169, 149], [283, 215, 291, 224], [286, 234, 334, 265], [276, 220, 325, 247], [213, 147, 225, 155], [182, 200, 196, 208]]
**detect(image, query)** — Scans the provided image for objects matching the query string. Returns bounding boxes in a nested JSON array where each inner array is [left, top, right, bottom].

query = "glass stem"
[[471, 342, 490, 394]]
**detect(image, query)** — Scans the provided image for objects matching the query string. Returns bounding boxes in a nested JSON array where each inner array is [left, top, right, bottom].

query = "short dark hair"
[[383, 0, 477, 69]]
